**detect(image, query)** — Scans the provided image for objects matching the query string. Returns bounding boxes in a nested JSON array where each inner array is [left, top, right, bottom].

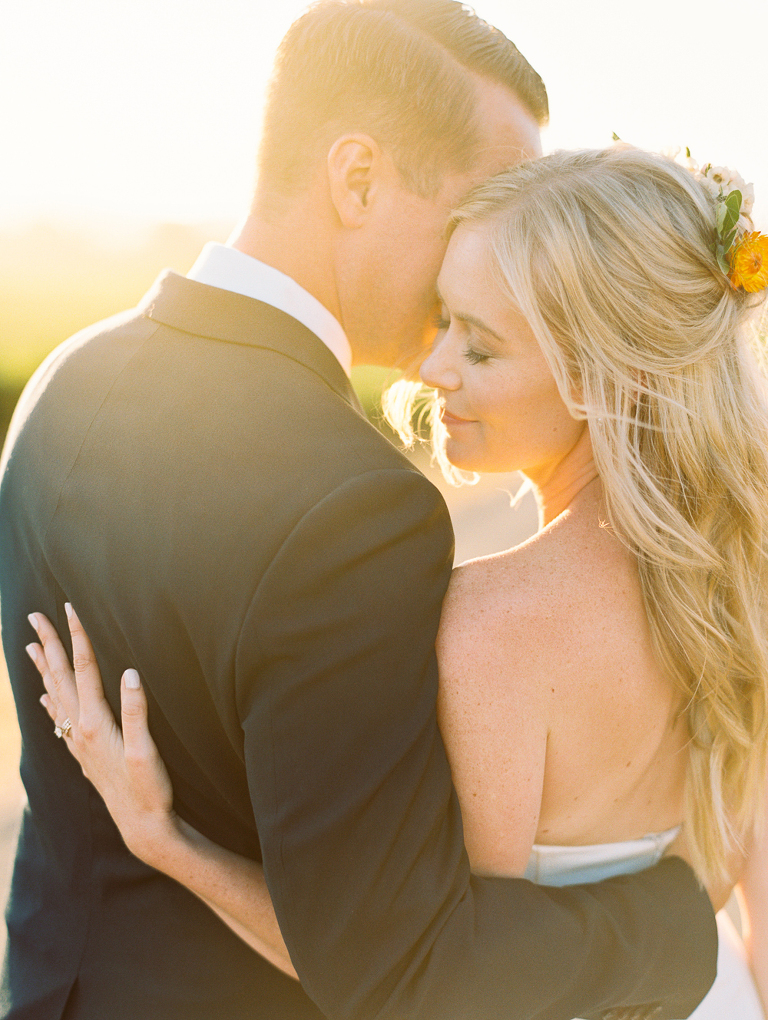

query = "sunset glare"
[[3, 0, 766, 234]]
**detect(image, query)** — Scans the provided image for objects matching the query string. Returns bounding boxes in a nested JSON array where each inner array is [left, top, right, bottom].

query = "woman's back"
[[436, 478, 689, 877]]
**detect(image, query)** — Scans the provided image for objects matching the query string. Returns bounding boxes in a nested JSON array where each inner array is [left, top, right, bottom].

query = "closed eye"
[[464, 347, 491, 365]]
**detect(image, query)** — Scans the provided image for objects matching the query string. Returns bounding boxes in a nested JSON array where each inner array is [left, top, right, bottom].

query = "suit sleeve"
[[235, 468, 717, 1020]]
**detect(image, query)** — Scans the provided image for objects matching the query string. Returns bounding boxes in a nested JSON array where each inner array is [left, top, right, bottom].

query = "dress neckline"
[[530, 824, 681, 854]]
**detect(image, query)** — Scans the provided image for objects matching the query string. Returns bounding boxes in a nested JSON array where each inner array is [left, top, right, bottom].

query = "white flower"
[[697, 173, 723, 200], [683, 153, 699, 172], [705, 165, 750, 198], [672, 146, 699, 172], [705, 165, 734, 186], [741, 182, 755, 216], [677, 149, 756, 229]]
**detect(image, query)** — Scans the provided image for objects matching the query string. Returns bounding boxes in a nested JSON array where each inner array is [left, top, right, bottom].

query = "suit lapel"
[[139, 270, 363, 413]]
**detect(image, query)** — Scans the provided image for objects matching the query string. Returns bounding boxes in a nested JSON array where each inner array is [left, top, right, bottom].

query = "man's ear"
[[327, 135, 383, 228]]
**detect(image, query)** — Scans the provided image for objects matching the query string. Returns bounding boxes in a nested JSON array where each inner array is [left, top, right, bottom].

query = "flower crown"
[[681, 149, 768, 294]]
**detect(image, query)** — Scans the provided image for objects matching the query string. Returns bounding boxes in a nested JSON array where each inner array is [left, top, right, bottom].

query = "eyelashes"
[[432, 309, 491, 365], [463, 347, 490, 365]]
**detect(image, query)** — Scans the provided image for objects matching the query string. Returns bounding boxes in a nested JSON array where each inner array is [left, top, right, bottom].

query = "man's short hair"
[[256, 0, 548, 205]]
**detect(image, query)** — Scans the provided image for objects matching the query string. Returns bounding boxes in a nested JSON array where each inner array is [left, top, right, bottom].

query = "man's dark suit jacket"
[[0, 271, 716, 1020]]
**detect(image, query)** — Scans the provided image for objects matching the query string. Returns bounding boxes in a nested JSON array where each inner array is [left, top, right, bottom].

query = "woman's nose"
[[420, 338, 461, 391]]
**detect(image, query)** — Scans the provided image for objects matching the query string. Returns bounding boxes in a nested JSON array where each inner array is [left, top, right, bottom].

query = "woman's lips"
[[440, 407, 475, 427]]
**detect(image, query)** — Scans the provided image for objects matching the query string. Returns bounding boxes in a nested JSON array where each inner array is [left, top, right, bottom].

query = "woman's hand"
[[27, 606, 298, 978], [27, 606, 178, 869]]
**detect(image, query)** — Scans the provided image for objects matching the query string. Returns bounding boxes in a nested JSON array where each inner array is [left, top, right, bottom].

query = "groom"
[[0, 2, 716, 1019]]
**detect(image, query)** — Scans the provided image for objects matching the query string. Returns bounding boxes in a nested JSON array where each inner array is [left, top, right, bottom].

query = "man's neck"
[[228, 208, 342, 329]]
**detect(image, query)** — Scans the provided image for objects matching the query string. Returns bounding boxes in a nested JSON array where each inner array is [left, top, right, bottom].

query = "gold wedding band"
[[54, 718, 72, 739]]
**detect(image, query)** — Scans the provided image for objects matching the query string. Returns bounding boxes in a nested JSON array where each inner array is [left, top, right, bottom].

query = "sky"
[[2, 0, 766, 234]]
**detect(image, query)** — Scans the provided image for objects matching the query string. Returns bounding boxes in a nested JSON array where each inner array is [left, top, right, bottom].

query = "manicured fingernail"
[[124, 669, 141, 689], [65, 603, 73, 620], [26, 643, 38, 662], [27, 614, 38, 631], [39, 694, 48, 707]]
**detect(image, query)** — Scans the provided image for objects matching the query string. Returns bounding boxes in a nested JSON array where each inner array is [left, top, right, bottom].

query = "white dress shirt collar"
[[187, 242, 352, 377]]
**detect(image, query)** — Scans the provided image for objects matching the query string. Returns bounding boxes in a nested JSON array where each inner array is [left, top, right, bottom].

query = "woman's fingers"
[[27, 644, 77, 753], [120, 670, 153, 760], [28, 612, 79, 724], [31, 627, 174, 862], [39, 691, 61, 726], [120, 671, 173, 814], [26, 639, 70, 732], [65, 604, 111, 736], [27, 607, 125, 776], [28, 605, 116, 741]]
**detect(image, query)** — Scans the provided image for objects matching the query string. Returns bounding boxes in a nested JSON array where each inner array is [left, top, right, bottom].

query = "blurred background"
[[1, 0, 766, 412], [1, 0, 766, 944]]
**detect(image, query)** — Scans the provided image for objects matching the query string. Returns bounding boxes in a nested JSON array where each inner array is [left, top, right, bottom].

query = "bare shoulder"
[[437, 490, 644, 699], [438, 546, 547, 664], [438, 486, 686, 848]]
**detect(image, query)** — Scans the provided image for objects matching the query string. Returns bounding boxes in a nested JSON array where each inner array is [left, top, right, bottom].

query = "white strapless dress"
[[524, 827, 765, 1019]]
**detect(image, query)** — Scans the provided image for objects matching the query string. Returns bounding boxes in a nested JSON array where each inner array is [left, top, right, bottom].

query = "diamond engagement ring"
[[54, 718, 72, 739]]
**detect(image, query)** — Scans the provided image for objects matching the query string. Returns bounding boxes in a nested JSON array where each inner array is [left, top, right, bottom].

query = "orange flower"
[[727, 231, 768, 293]]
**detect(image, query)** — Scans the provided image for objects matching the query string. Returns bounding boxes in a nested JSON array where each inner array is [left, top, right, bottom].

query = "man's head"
[[257, 0, 547, 206], [246, 0, 548, 367]]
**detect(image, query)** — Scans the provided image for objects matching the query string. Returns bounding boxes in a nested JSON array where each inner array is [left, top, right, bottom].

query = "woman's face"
[[419, 223, 586, 480]]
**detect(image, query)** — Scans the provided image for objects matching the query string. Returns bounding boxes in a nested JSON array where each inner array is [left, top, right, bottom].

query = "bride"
[[29, 145, 768, 1018]]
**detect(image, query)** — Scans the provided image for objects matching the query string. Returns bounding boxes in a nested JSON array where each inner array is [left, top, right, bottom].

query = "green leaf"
[[722, 228, 739, 253], [611, 131, 621, 142], [715, 190, 742, 255], [723, 189, 742, 227]]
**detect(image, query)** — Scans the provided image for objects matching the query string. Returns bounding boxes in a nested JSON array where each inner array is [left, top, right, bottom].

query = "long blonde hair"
[[387, 147, 768, 884]]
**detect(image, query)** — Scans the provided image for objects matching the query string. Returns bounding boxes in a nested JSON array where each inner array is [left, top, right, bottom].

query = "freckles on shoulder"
[[434, 540, 598, 730], [438, 558, 509, 648], [436, 554, 548, 673]]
